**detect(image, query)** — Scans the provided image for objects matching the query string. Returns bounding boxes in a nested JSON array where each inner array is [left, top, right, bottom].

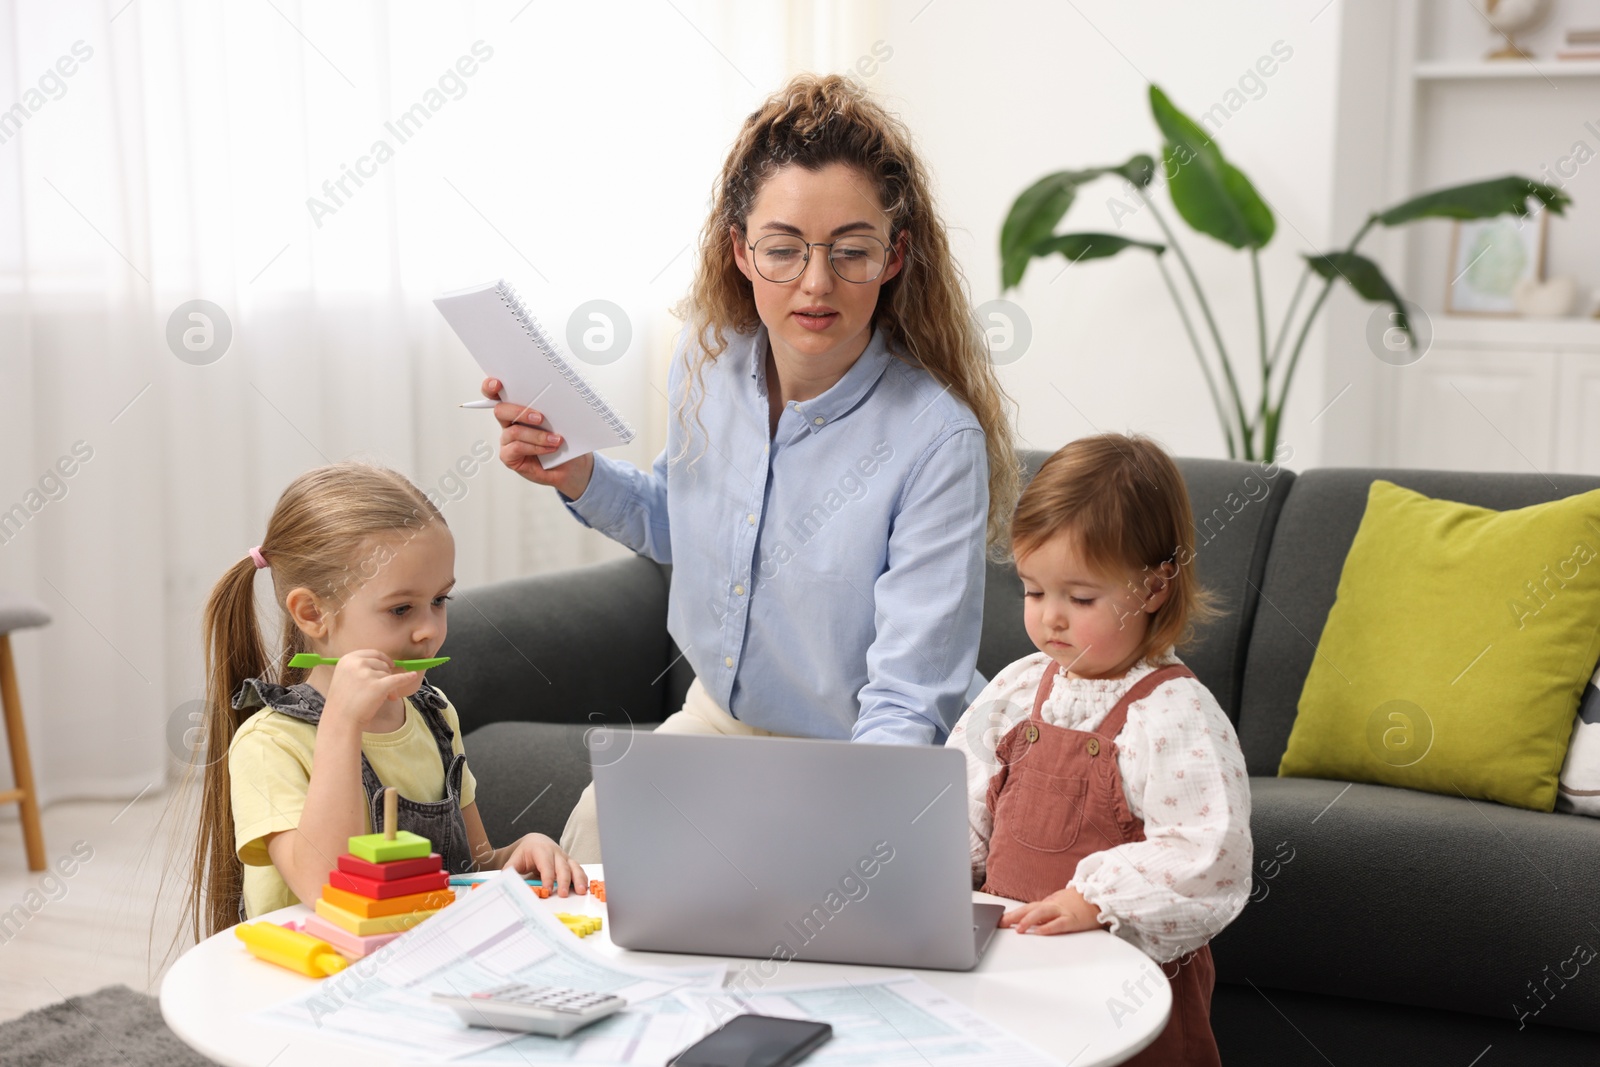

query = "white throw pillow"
[[1557, 663, 1600, 816]]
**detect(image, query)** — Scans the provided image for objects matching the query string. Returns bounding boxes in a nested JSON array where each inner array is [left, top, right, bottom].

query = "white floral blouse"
[[946, 649, 1254, 963]]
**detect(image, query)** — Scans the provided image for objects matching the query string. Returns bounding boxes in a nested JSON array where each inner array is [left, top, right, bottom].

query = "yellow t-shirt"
[[229, 690, 478, 919]]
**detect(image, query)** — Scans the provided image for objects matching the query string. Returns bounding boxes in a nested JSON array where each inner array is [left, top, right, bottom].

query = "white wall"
[[865, 0, 1347, 466]]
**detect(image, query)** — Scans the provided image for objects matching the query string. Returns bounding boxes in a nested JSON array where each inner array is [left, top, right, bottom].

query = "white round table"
[[161, 865, 1169, 1066]]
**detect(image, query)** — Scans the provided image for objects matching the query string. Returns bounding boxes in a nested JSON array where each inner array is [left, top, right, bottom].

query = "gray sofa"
[[435, 452, 1600, 1064]]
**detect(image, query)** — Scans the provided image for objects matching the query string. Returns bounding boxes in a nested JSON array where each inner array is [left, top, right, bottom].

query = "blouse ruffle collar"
[[1047, 650, 1182, 716]]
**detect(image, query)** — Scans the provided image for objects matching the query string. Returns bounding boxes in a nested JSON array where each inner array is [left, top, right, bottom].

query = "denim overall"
[[232, 677, 475, 920], [982, 661, 1221, 1067]]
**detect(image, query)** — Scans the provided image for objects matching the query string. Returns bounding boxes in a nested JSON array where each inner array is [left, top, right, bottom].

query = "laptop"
[[588, 731, 1005, 971]]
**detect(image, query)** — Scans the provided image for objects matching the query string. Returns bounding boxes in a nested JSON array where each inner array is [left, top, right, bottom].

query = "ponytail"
[[184, 556, 265, 939]]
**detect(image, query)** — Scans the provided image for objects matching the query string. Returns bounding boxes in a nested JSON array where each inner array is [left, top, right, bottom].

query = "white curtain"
[[0, 0, 887, 807]]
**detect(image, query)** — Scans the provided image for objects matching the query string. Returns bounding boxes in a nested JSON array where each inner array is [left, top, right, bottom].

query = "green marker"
[[288, 653, 450, 671]]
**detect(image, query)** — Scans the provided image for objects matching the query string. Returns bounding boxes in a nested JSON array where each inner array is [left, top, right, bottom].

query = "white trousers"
[[559, 678, 779, 864]]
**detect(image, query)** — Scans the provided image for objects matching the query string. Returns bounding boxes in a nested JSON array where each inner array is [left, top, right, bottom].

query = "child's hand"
[[322, 650, 419, 731], [501, 833, 588, 897], [1000, 886, 1107, 936]]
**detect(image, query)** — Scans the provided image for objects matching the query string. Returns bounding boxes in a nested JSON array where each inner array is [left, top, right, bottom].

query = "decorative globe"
[[1483, 0, 1552, 59]]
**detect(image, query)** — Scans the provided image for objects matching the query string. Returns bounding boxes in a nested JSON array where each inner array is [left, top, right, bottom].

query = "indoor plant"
[[999, 85, 1570, 461]]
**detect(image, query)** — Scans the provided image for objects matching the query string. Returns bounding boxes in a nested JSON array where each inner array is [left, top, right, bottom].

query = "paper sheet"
[[672, 973, 1065, 1067], [255, 869, 718, 1062], [452, 992, 713, 1065]]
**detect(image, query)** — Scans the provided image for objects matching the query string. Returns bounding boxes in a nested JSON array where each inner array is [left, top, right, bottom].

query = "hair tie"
[[249, 546, 268, 570]]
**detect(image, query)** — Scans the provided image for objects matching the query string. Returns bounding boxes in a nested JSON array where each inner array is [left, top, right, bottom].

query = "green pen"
[[287, 653, 450, 671]]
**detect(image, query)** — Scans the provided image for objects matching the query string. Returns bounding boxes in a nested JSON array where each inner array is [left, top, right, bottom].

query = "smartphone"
[[669, 1014, 833, 1067]]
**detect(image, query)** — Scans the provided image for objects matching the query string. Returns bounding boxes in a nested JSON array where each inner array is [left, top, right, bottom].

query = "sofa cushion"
[[1211, 777, 1600, 1032], [436, 555, 675, 736], [1237, 468, 1600, 777], [463, 721, 617, 845], [976, 451, 1293, 725], [1279, 480, 1600, 811], [1170, 454, 1296, 722]]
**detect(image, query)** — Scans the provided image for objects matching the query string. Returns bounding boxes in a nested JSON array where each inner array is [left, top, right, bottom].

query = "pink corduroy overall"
[[982, 661, 1222, 1067]]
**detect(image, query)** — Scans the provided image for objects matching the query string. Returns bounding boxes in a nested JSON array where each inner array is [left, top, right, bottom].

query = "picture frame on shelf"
[[1445, 211, 1548, 315]]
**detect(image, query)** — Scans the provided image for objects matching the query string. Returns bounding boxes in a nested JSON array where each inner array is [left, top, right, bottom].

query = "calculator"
[[432, 982, 626, 1037]]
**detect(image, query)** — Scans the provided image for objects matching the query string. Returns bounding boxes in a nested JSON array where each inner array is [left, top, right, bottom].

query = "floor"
[[0, 785, 193, 1022]]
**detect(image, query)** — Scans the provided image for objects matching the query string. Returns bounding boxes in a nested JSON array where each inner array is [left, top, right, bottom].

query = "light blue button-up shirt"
[[563, 323, 988, 744]]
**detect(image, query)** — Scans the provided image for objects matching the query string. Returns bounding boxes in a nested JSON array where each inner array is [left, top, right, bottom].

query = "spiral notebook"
[[434, 280, 635, 468]]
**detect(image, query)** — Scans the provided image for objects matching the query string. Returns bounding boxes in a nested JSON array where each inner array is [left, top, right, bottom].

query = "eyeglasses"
[[746, 233, 892, 284]]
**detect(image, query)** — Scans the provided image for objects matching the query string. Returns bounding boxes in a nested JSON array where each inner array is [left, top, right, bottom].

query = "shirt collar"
[[747, 322, 896, 434]]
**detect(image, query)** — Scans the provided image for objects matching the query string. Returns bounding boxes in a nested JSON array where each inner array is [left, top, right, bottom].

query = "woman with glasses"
[[482, 73, 1019, 863]]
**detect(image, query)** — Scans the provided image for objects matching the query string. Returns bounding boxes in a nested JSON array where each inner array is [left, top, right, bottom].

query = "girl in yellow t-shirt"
[[183, 462, 585, 939]]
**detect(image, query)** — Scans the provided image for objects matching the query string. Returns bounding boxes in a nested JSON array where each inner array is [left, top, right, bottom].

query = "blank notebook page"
[[434, 280, 635, 468]]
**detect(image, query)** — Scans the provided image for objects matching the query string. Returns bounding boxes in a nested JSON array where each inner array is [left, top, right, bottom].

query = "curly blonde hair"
[[675, 72, 1019, 551]]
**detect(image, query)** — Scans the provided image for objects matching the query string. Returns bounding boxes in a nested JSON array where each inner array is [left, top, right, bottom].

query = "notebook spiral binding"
[[494, 282, 636, 443]]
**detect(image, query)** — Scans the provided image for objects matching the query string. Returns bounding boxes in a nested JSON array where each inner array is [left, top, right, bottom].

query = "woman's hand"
[[498, 833, 589, 897], [321, 650, 418, 733], [481, 377, 595, 499], [1000, 885, 1107, 936]]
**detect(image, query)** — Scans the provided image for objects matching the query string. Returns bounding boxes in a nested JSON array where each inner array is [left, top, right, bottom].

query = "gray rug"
[[0, 985, 220, 1066]]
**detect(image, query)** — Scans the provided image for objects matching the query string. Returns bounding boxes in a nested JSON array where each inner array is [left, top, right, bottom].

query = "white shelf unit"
[[1413, 58, 1600, 79], [1322, 0, 1600, 476], [1391, 325, 1600, 476], [1431, 315, 1600, 348]]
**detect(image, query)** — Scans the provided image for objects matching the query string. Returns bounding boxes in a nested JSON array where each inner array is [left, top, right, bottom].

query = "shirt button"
[[1087, 738, 1101, 756], [724, 656, 734, 668], [734, 584, 745, 596], [1024, 723, 1039, 744], [747, 513, 756, 524], [813, 417, 825, 426]]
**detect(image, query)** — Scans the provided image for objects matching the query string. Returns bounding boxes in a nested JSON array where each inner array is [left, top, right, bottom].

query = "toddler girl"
[[183, 462, 583, 939], [948, 433, 1252, 1066]]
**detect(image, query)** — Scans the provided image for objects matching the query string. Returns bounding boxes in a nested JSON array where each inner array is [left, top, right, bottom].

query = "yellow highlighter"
[[236, 921, 349, 977]]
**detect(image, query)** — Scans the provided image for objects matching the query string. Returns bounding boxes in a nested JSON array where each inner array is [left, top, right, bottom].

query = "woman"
[[484, 73, 1018, 862]]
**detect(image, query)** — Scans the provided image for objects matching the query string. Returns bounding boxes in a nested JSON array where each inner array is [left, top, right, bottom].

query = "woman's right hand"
[[322, 650, 419, 733], [482, 377, 595, 499]]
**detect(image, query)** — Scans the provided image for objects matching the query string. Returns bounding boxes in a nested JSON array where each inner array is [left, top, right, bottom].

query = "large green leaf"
[[1376, 176, 1571, 227], [1031, 233, 1165, 263], [999, 155, 1156, 289], [1149, 85, 1275, 250], [1306, 251, 1411, 344]]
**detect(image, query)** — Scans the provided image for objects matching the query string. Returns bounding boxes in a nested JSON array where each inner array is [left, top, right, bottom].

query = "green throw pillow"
[[1279, 480, 1600, 811]]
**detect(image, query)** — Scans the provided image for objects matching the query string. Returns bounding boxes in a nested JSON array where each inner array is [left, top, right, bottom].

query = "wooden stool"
[[0, 593, 49, 871]]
